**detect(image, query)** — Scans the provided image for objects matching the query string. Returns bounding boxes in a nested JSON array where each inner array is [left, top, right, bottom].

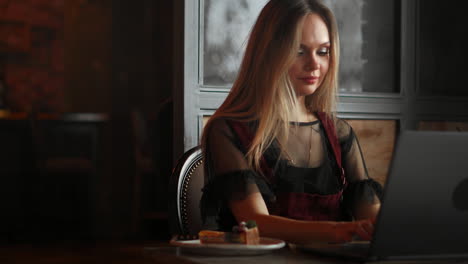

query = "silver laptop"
[[296, 130, 468, 261]]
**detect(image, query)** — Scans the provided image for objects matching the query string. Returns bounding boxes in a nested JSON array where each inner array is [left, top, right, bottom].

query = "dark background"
[[0, 0, 174, 243]]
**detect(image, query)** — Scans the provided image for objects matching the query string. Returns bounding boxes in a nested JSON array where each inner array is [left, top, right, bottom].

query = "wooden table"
[[1, 242, 464, 264], [145, 245, 354, 264]]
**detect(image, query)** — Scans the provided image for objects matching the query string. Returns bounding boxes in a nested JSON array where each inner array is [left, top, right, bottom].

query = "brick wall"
[[0, 0, 64, 112]]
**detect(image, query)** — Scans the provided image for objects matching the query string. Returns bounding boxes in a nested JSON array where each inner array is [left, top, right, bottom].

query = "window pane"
[[325, 0, 399, 93], [203, 0, 399, 94], [203, 0, 268, 86]]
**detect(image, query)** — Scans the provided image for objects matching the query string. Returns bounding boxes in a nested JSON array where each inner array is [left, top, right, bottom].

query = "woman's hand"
[[328, 219, 375, 243]]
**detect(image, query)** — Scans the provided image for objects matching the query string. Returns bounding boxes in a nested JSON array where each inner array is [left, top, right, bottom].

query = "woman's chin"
[[296, 87, 318, 97]]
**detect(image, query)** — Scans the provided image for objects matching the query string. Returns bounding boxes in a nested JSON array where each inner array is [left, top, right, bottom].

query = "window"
[[202, 0, 400, 94]]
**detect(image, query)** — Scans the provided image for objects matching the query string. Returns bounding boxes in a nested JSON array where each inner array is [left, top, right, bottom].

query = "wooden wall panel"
[[345, 120, 397, 186], [418, 121, 468, 132]]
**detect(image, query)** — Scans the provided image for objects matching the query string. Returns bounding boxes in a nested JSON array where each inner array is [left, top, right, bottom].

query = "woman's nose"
[[305, 55, 320, 71]]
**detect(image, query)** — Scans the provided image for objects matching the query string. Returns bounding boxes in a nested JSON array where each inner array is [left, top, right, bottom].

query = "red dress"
[[228, 112, 346, 221], [200, 113, 382, 231]]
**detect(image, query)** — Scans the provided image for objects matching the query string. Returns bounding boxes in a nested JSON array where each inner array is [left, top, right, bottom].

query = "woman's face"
[[288, 13, 330, 97]]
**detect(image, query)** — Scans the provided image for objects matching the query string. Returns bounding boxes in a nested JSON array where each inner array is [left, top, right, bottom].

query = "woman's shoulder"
[[208, 117, 229, 129], [208, 117, 257, 133], [330, 116, 353, 141], [205, 117, 255, 139], [205, 117, 232, 138]]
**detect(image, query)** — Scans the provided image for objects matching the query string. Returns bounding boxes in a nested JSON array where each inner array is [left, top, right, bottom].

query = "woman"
[[200, 0, 382, 244]]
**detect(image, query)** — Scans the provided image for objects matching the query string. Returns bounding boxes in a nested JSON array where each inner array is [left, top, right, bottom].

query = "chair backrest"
[[168, 146, 204, 239]]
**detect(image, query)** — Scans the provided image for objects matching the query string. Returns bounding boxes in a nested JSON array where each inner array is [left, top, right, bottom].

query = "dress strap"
[[316, 112, 346, 187]]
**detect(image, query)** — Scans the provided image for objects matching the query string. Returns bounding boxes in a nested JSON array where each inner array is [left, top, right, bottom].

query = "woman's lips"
[[299, 76, 319, 84]]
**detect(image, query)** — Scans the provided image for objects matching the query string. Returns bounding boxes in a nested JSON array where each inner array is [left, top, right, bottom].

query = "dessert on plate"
[[198, 220, 260, 245]]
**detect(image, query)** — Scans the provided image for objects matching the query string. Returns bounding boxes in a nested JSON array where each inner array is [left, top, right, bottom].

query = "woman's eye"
[[317, 48, 330, 56], [298, 48, 305, 56]]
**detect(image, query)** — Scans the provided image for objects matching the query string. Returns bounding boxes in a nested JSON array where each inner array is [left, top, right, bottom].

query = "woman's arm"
[[204, 118, 374, 243], [353, 202, 380, 220], [230, 192, 374, 244], [338, 119, 382, 221]]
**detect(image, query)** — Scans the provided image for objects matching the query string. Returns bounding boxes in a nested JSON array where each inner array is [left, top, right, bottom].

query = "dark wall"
[[1, 0, 174, 242], [419, 0, 468, 97], [64, 0, 112, 112]]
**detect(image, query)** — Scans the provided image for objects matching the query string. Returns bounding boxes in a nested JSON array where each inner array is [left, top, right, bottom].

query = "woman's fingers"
[[330, 222, 354, 243], [329, 220, 375, 243], [354, 223, 372, 241], [353, 219, 374, 241], [363, 219, 374, 234]]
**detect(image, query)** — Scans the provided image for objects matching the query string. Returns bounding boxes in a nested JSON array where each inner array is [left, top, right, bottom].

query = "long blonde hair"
[[202, 0, 340, 172]]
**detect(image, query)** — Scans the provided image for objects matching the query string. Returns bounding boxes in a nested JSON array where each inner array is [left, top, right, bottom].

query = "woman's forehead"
[[299, 13, 330, 46]]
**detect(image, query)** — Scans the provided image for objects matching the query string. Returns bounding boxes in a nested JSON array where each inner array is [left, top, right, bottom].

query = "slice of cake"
[[199, 220, 260, 245]]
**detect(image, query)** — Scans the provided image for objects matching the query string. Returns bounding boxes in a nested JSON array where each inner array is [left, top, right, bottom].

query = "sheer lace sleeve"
[[200, 118, 275, 228], [204, 118, 250, 175], [335, 119, 383, 218]]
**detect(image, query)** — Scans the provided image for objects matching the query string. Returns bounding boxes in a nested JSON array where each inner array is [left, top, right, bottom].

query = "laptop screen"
[[371, 131, 468, 260]]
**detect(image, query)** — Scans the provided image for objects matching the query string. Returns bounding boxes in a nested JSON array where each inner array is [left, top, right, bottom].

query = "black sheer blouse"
[[201, 117, 382, 231]]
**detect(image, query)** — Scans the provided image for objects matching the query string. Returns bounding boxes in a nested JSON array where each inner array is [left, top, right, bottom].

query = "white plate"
[[170, 237, 286, 256]]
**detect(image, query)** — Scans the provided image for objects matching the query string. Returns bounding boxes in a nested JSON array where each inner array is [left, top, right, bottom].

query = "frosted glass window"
[[203, 0, 399, 94], [203, 0, 268, 86], [324, 0, 398, 93]]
